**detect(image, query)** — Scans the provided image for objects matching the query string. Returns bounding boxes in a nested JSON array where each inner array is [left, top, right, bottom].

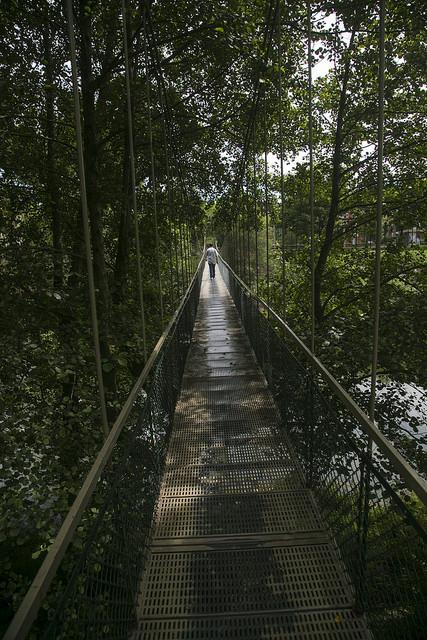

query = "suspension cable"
[[369, 0, 386, 421], [145, 12, 197, 270], [277, 1, 286, 317], [185, 223, 191, 284], [253, 137, 260, 300], [173, 222, 181, 297], [156, 63, 179, 304], [236, 218, 239, 275], [241, 190, 247, 281], [143, 9, 164, 324], [245, 164, 252, 289], [234, 214, 237, 274], [235, 220, 239, 273], [183, 210, 191, 286], [230, 0, 280, 300], [178, 218, 186, 292], [181, 218, 187, 287], [121, 0, 147, 361], [66, 0, 109, 438], [308, 0, 315, 353], [264, 99, 270, 313], [241, 215, 245, 278], [234, 221, 238, 273], [146, 22, 185, 299], [235, 0, 279, 197], [145, 12, 190, 200], [239, 206, 244, 279]]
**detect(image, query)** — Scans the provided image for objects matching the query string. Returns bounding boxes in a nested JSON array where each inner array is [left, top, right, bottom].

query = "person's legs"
[[208, 262, 214, 278], [212, 263, 216, 278]]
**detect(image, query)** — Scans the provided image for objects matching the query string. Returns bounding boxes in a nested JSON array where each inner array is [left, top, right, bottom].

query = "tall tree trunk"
[[43, 20, 62, 289], [113, 102, 132, 303], [114, 18, 141, 304], [78, 1, 116, 401], [313, 20, 360, 324]]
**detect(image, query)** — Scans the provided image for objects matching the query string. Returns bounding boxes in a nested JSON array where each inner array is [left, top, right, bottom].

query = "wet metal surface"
[[136, 265, 369, 639]]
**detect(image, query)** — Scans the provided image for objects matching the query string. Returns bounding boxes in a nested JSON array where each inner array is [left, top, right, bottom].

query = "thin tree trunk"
[[43, 20, 62, 289], [43, 16, 81, 470], [78, 1, 116, 402], [114, 111, 132, 303], [314, 19, 360, 323], [114, 13, 140, 303]]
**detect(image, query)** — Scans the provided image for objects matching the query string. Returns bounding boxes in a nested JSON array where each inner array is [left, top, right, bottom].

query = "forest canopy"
[[0, 0, 426, 633]]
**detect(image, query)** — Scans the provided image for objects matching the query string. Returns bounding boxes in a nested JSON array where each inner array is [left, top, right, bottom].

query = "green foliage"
[[213, 0, 427, 479], [1, 0, 427, 634]]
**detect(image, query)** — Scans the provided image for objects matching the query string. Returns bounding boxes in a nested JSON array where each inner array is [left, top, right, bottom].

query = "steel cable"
[[122, 0, 148, 361], [277, 1, 286, 318], [143, 8, 164, 324], [308, 0, 315, 354], [66, 0, 109, 437], [264, 100, 270, 315], [369, 0, 386, 422]]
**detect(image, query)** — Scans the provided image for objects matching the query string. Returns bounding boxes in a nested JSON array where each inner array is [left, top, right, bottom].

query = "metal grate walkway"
[[135, 265, 369, 639]]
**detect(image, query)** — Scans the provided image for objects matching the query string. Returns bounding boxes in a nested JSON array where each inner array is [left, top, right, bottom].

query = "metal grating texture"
[[165, 437, 293, 466], [178, 385, 272, 406], [135, 266, 370, 639], [179, 379, 267, 400], [181, 373, 262, 390], [136, 610, 369, 640], [183, 366, 261, 378], [174, 405, 279, 427], [191, 338, 250, 348], [174, 404, 279, 426], [140, 545, 353, 617], [160, 461, 302, 497], [153, 491, 324, 539], [169, 419, 281, 442], [191, 345, 250, 355], [186, 349, 253, 362]]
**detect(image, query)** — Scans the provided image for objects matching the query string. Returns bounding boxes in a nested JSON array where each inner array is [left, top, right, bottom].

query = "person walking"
[[206, 243, 218, 279]]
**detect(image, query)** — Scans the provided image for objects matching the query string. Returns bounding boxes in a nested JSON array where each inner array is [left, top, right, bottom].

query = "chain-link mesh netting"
[[23, 264, 204, 640], [219, 258, 427, 640]]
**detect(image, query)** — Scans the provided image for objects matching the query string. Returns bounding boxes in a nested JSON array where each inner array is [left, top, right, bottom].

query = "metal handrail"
[[219, 254, 427, 508], [4, 254, 205, 640]]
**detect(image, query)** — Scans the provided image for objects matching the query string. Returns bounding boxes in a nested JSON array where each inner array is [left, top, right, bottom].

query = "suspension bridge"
[[4, 254, 427, 639], [2, 0, 427, 638]]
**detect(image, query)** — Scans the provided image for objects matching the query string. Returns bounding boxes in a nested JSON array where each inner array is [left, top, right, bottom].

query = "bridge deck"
[[136, 265, 369, 639]]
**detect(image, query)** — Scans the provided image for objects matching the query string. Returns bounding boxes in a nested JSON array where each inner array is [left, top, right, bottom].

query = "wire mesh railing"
[[4, 257, 205, 640], [219, 255, 427, 640]]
